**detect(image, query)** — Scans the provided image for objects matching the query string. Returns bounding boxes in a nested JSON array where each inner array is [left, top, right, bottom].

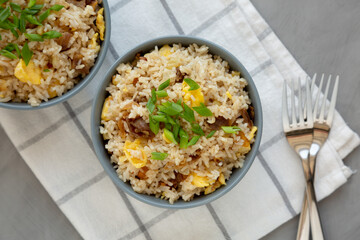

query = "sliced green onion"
[[28, 0, 37, 8], [206, 130, 216, 138], [22, 8, 39, 15], [12, 14, 19, 28], [0, 7, 11, 23], [152, 114, 168, 123], [38, 9, 50, 23], [155, 90, 168, 98], [19, 14, 26, 32], [176, 99, 182, 105], [158, 102, 183, 116], [166, 115, 176, 125], [151, 152, 168, 160], [184, 78, 200, 91], [25, 33, 43, 41], [10, 3, 21, 13], [164, 129, 177, 144], [221, 126, 241, 134], [193, 103, 213, 117], [172, 123, 180, 140], [179, 129, 189, 149], [187, 135, 201, 146], [42, 30, 61, 39], [146, 98, 155, 113], [10, 28, 18, 38], [0, 0, 9, 5], [49, 5, 64, 11], [24, 14, 42, 25], [149, 115, 159, 135], [158, 79, 170, 90], [21, 42, 33, 66], [0, 49, 17, 59], [165, 123, 172, 131], [43, 69, 50, 72], [191, 123, 204, 136], [180, 103, 195, 123]]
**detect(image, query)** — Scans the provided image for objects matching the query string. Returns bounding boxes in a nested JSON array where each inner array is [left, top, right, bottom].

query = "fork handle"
[[296, 193, 310, 240], [306, 180, 325, 240]]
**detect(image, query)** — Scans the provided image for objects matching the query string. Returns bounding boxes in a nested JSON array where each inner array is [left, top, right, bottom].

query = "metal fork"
[[297, 74, 339, 240], [282, 78, 324, 240]]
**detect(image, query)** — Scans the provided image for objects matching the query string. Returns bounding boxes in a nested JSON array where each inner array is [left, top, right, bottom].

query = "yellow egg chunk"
[[204, 181, 221, 195], [159, 44, 172, 57], [90, 33, 99, 49], [232, 71, 241, 76], [14, 59, 42, 85], [237, 131, 251, 154], [226, 91, 232, 99], [123, 139, 147, 168], [182, 81, 205, 107], [218, 173, 226, 185], [162, 132, 172, 144], [248, 126, 257, 140], [96, 8, 105, 40], [191, 173, 215, 188], [101, 96, 113, 121]]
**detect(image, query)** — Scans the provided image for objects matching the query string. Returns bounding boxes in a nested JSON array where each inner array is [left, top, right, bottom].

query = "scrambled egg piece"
[[182, 81, 204, 107], [123, 139, 147, 168], [226, 91, 232, 100], [101, 96, 113, 121], [232, 71, 241, 76], [47, 79, 60, 99], [191, 173, 215, 188], [204, 174, 226, 195], [237, 131, 251, 155], [248, 126, 257, 140], [159, 45, 172, 57], [90, 33, 99, 49], [162, 132, 173, 144], [96, 8, 105, 41], [14, 59, 42, 85]]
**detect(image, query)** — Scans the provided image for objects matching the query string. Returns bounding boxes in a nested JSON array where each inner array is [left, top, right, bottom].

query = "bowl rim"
[[91, 35, 263, 209], [0, 0, 111, 110]]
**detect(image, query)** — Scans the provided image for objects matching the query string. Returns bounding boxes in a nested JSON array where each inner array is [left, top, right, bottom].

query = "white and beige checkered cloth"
[[1, 0, 359, 239]]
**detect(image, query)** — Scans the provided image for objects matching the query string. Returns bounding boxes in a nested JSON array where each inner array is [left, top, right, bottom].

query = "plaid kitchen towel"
[[1, 0, 359, 239]]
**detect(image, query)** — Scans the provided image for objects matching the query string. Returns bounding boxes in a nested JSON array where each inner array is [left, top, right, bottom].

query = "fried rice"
[[100, 43, 257, 203], [0, 0, 104, 106]]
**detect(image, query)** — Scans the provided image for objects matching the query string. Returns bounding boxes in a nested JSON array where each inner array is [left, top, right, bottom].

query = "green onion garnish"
[[187, 135, 201, 146], [221, 126, 241, 134], [21, 42, 33, 66], [158, 79, 170, 90], [10, 3, 21, 13], [28, 0, 37, 8], [206, 130, 216, 138], [25, 33, 43, 41], [43, 69, 50, 72], [179, 129, 188, 149], [158, 101, 183, 116], [151, 152, 168, 160], [38, 9, 50, 22], [152, 114, 168, 123], [184, 78, 200, 91], [24, 14, 42, 25], [149, 115, 159, 134], [146, 99, 155, 113], [180, 103, 195, 123], [0, 7, 11, 22], [191, 123, 204, 136], [50, 5, 64, 11], [172, 123, 180, 140], [0, 49, 17, 59], [42, 30, 62, 39], [164, 129, 177, 144], [193, 103, 213, 117], [155, 90, 168, 98]]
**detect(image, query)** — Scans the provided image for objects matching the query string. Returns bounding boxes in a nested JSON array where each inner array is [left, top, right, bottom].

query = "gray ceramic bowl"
[[91, 36, 263, 209], [0, 1, 111, 110]]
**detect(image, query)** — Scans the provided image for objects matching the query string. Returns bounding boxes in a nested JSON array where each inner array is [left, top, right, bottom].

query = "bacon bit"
[[160, 182, 167, 187], [57, 32, 73, 51], [137, 166, 149, 180], [240, 108, 253, 128], [47, 62, 53, 69], [175, 67, 185, 83], [117, 119, 126, 138], [208, 117, 229, 130], [132, 78, 139, 86]]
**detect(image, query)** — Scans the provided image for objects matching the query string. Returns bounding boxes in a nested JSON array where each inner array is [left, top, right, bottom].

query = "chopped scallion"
[[187, 135, 201, 146], [158, 79, 170, 90], [193, 103, 213, 117], [221, 126, 241, 134], [206, 130, 216, 138], [164, 128, 177, 144], [184, 78, 200, 91], [155, 90, 168, 98], [151, 152, 168, 160]]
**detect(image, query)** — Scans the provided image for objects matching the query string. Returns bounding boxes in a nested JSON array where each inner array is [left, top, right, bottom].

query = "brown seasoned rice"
[[100, 44, 257, 203]]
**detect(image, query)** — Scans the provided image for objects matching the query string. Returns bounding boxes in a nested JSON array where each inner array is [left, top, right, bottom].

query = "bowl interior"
[[91, 36, 263, 209], [0, 0, 111, 110]]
